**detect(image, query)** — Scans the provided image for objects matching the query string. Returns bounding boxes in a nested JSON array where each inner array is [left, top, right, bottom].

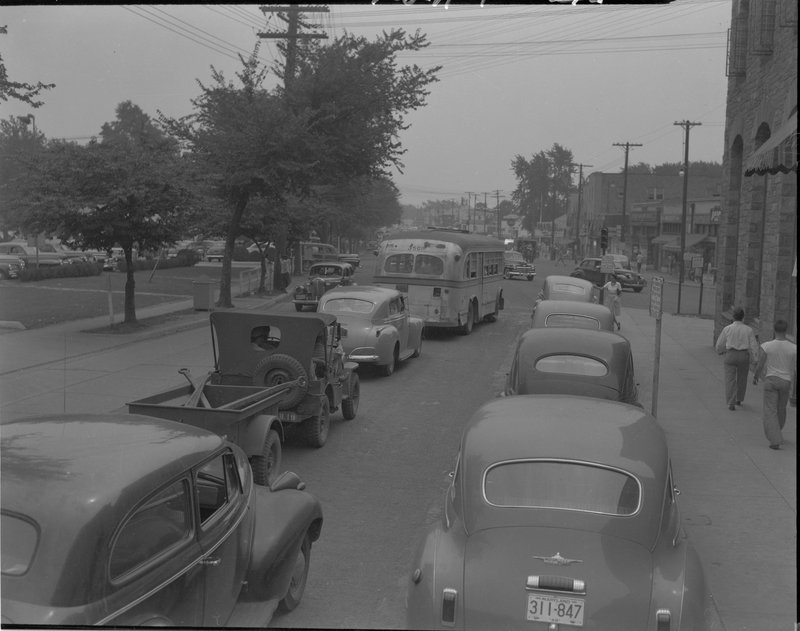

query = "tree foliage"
[[0, 116, 47, 239], [0, 26, 55, 108]]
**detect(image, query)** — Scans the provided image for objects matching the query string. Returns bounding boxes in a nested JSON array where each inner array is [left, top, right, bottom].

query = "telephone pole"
[[493, 189, 504, 238], [258, 5, 328, 90], [573, 163, 592, 258], [674, 120, 702, 314], [612, 141, 642, 246]]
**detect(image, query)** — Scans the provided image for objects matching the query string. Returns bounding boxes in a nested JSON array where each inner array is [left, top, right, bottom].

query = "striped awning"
[[744, 111, 798, 176]]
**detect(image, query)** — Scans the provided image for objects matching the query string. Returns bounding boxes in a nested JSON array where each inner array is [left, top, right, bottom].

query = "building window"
[[647, 188, 664, 201], [779, 0, 797, 27], [749, 0, 776, 55], [726, 10, 748, 77]]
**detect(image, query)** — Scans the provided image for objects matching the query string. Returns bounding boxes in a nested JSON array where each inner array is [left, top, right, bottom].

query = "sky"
[[1, 1, 733, 207]]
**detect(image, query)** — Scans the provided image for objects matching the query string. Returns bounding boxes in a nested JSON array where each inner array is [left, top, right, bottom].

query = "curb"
[[0, 321, 26, 330]]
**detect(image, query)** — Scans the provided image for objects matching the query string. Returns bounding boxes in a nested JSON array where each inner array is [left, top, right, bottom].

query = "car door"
[[195, 450, 254, 626]]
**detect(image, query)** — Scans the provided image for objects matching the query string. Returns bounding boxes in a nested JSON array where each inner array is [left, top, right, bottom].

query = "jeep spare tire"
[[252, 354, 308, 409]]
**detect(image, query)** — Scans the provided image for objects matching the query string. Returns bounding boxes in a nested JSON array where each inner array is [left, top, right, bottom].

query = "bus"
[[372, 228, 505, 334]]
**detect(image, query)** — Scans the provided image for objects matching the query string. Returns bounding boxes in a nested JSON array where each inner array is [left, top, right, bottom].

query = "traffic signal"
[[600, 227, 609, 250]]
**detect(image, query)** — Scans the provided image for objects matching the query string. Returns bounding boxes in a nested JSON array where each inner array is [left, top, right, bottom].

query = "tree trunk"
[[123, 247, 137, 323], [217, 193, 248, 308], [258, 253, 267, 294]]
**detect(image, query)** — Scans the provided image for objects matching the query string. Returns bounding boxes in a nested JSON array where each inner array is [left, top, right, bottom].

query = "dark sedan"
[[571, 257, 647, 292], [1, 414, 322, 627], [504, 327, 639, 405]]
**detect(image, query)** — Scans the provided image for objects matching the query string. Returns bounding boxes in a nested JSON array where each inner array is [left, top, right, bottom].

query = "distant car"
[[318, 285, 424, 377], [0, 253, 24, 279], [293, 261, 355, 312], [1, 414, 323, 627], [571, 257, 647, 292], [503, 250, 536, 281], [505, 327, 639, 406], [0, 242, 68, 266], [338, 252, 361, 268], [406, 395, 715, 631], [530, 299, 615, 331], [206, 247, 225, 262]]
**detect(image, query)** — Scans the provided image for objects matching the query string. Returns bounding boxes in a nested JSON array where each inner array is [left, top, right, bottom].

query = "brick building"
[[715, 0, 797, 345]]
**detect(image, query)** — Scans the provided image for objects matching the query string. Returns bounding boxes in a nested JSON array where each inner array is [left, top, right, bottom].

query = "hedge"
[[116, 252, 198, 272], [20, 261, 103, 282]]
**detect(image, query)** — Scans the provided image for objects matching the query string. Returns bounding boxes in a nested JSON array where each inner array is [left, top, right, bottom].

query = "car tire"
[[278, 534, 311, 613], [0, 269, 8, 280], [380, 346, 398, 377], [249, 429, 281, 486], [341, 374, 359, 420], [411, 337, 422, 358], [252, 354, 308, 409], [294, 303, 304, 312], [303, 397, 330, 448], [634, 287, 643, 293], [458, 302, 474, 335], [503, 271, 511, 280]]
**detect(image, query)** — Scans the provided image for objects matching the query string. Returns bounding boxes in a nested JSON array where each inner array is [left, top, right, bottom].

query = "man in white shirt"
[[715, 307, 760, 410], [753, 319, 797, 450]]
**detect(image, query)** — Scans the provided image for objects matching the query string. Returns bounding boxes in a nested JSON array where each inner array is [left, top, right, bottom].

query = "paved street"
[[0, 257, 795, 630]]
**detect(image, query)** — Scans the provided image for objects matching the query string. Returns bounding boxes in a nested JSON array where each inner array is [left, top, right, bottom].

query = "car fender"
[[407, 520, 467, 630], [374, 324, 400, 359], [240, 414, 282, 457], [408, 317, 425, 348], [242, 487, 323, 602]]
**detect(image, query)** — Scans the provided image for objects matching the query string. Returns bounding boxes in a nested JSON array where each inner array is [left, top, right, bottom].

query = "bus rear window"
[[414, 255, 443, 275], [384, 254, 414, 274]]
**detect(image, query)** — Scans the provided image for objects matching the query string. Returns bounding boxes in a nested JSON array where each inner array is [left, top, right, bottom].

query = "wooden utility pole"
[[612, 141, 642, 246], [673, 120, 701, 314], [258, 5, 328, 290], [573, 163, 592, 258], [493, 189, 504, 238]]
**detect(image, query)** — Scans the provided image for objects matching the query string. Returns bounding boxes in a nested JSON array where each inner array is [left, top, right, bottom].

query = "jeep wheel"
[[303, 397, 330, 448], [252, 354, 308, 409], [341, 374, 359, 420], [249, 429, 281, 486]]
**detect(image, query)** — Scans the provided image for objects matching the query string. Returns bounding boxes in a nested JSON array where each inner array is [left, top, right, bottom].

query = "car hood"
[[463, 526, 653, 630]]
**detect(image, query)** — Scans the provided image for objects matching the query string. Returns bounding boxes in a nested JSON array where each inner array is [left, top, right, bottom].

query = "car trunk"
[[463, 526, 653, 630]]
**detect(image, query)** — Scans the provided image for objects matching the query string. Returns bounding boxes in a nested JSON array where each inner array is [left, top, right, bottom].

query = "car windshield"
[[535, 354, 607, 376], [311, 266, 342, 277], [483, 460, 640, 516], [1, 513, 38, 576], [321, 298, 375, 314]]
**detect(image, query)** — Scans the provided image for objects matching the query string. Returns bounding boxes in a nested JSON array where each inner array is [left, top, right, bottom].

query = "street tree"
[[22, 101, 189, 324], [0, 116, 47, 239], [0, 26, 55, 108]]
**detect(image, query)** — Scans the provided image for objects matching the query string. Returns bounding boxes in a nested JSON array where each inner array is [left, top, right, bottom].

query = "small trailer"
[[128, 372, 306, 487]]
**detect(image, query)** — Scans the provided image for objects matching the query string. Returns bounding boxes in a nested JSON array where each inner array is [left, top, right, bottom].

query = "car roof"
[[310, 260, 348, 268], [1, 414, 224, 592], [320, 285, 399, 301], [459, 395, 666, 546], [533, 300, 613, 318], [544, 274, 594, 289]]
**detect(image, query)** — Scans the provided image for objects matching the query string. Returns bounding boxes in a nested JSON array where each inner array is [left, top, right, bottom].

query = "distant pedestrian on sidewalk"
[[636, 252, 643, 273], [715, 307, 760, 411], [602, 278, 622, 330], [753, 319, 796, 449], [556, 248, 566, 266]]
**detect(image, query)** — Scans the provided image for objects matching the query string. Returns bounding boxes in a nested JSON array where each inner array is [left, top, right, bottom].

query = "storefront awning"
[[651, 235, 679, 246], [744, 111, 798, 176], [662, 233, 713, 252]]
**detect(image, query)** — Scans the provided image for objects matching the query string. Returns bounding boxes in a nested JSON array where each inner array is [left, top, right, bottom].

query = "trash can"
[[192, 280, 217, 311]]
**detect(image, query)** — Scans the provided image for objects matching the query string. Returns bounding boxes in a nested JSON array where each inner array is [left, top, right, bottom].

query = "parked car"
[[293, 261, 355, 312], [318, 285, 424, 377], [540, 274, 597, 302], [338, 251, 361, 268], [503, 250, 536, 281], [1, 413, 323, 627], [205, 246, 225, 262], [0, 253, 24, 279], [530, 299, 615, 331], [0, 242, 68, 266], [210, 311, 360, 447], [504, 327, 639, 406], [571, 257, 647, 292], [406, 395, 715, 631]]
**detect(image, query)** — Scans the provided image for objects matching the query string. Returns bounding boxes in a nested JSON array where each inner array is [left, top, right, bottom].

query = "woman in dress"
[[602, 278, 623, 330]]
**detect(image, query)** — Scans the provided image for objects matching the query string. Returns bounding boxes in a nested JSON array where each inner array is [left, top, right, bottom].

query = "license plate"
[[526, 593, 584, 626], [277, 411, 297, 422]]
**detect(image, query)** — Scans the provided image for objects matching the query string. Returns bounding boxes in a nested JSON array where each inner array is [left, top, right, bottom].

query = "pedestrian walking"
[[602, 278, 622, 330], [556, 248, 566, 266], [280, 255, 291, 293], [714, 307, 760, 411], [753, 319, 796, 449], [636, 252, 644, 273]]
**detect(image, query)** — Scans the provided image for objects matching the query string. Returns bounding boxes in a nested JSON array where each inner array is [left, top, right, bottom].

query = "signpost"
[[649, 276, 664, 417], [693, 255, 705, 314]]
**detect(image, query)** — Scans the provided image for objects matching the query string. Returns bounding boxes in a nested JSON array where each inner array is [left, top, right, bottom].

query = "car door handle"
[[200, 556, 221, 566]]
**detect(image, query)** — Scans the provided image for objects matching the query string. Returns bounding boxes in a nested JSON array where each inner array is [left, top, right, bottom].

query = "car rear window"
[[552, 283, 586, 295], [544, 314, 600, 329], [484, 460, 640, 516], [321, 298, 375, 314], [535, 354, 607, 376], [1, 513, 38, 576]]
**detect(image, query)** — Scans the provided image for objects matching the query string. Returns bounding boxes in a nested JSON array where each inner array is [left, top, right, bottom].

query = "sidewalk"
[[0, 287, 795, 629]]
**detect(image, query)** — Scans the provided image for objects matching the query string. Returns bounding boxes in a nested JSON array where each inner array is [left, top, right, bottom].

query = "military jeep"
[[210, 310, 360, 447]]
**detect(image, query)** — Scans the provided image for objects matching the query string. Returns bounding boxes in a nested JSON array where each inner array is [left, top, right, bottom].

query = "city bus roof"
[[382, 229, 504, 251]]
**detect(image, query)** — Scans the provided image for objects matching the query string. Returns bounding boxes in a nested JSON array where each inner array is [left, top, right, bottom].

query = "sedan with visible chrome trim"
[[406, 395, 716, 631], [1, 414, 322, 627], [318, 285, 424, 377]]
